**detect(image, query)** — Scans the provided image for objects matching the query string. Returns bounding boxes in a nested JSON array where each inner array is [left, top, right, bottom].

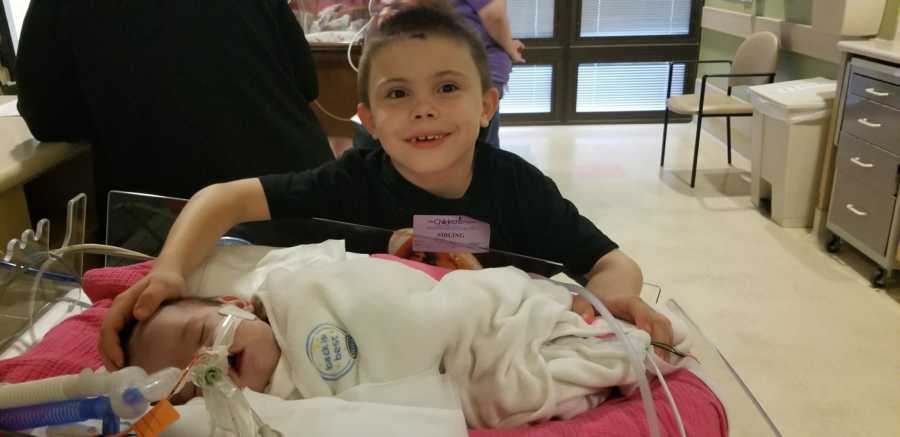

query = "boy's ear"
[[480, 87, 500, 128], [357, 103, 378, 139]]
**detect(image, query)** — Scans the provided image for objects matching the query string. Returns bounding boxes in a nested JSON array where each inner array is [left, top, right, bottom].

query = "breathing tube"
[[0, 396, 119, 435], [184, 304, 281, 437], [0, 367, 180, 432]]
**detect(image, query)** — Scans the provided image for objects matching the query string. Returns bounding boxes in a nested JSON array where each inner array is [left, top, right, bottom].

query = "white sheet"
[[164, 369, 467, 437]]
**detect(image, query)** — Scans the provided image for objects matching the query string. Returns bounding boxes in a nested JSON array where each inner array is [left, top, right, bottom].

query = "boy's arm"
[[477, 0, 525, 63], [99, 178, 270, 369], [154, 179, 271, 280], [579, 250, 674, 354]]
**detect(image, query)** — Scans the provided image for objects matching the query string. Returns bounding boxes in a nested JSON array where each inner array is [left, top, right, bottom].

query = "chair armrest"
[[670, 59, 733, 66], [695, 72, 775, 113], [702, 72, 776, 95], [702, 72, 775, 80], [665, 60, 737, 98]]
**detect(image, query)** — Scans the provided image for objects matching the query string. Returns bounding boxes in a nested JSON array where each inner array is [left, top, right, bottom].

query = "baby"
[[121, 297, 281, 405], [119, 254, 688, 429]]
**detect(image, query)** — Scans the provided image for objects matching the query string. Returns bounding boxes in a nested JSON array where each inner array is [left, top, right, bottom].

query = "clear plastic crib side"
[[0, 194, 88, 354]]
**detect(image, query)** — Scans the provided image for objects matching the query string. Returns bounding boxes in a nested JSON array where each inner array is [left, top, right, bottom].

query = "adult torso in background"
[[449, 0, 511, 87], [16, 0, 333, 208]]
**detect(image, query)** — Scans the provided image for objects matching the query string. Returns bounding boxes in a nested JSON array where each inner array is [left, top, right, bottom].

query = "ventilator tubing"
[[0, 366, 180, 419]]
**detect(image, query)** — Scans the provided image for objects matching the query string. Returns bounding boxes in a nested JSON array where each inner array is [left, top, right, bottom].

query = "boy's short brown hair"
[[357, 4, 494, 107]]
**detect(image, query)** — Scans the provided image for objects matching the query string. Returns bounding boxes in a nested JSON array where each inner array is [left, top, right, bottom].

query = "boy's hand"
[[602, 294, 673, 360], [98, 269, 186, 370]]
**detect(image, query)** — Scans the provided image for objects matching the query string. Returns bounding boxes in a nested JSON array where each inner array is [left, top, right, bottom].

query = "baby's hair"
[[120, 297, 220, 367], [357, 4, 493, 107]]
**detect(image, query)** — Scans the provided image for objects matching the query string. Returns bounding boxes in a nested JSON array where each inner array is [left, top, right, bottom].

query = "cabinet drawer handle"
[[846, 204, 868, 216], [850, 157, 874, 168], [865, 87, 890, 97], [857, 118, 882, 128]]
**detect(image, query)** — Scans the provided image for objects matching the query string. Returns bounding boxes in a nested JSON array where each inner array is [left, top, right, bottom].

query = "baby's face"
[[128, 300, 280, 404]]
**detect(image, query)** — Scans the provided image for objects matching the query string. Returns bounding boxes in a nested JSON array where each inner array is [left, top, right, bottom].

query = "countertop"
[[0, 95, 88, 193], [837, 38, 900, 64]]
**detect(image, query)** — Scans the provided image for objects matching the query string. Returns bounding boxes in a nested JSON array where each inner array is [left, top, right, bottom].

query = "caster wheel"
[[871, 268, 886, 288], [826, 235, 842, 253]]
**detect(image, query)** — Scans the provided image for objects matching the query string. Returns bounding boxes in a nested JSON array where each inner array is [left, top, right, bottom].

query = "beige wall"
[[700, 0, 900, 83], [879, 0, 900, 39]]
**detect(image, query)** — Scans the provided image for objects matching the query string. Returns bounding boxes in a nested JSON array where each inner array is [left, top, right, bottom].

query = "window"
[[580, 0, 693, 37], [508, 0, 555, 39], [500, 0, 702, 124], [576, 62, 685, 112], [501, 65, 554, 114]]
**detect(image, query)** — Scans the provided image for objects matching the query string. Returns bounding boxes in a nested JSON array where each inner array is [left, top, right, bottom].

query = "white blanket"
[[163, 369, 467, 437], [185, 241, 691, 429]]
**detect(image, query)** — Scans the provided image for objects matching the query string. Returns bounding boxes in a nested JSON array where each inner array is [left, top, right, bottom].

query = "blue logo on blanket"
[[306, 323, 358, 381]]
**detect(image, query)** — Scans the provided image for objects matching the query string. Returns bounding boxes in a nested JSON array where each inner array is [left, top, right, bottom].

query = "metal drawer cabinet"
[[848, 71, 900, 110], [841, 94, 900, 154], [827, 57, 900, 287], [828, 171, 895, 258], [835, 132, 900, 196]]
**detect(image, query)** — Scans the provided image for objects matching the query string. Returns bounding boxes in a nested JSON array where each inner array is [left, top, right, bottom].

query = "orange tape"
[[129, 399, 180, 437]]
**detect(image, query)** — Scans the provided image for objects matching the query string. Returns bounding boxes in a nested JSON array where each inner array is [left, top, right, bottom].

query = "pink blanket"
[[469, 369, 727, 437], [0, 300, 110, 383]]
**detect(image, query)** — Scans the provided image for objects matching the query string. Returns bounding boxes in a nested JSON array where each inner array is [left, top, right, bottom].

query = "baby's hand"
[[98, 269, 186, 370], [571, 294, 596, 323]]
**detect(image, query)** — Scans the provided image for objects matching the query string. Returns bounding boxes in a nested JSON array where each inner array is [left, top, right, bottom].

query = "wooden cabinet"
[[309, 43, 362, 139]]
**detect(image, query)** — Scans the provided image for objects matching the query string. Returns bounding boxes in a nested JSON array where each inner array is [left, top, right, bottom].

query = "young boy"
[[100, 5, 671, 371]]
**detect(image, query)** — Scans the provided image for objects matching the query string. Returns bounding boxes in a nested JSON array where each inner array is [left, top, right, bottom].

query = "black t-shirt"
[[260, 144, 618, 277], [15, 0, 333, 212]]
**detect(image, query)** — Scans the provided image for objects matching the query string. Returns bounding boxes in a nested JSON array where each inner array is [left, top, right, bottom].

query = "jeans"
[[479, 110, 500, 148]]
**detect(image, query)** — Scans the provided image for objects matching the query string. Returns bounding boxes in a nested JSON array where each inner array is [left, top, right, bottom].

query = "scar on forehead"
[[408, 32, 428, 39]]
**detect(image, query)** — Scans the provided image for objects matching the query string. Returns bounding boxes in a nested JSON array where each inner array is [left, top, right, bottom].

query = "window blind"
[[580, 0, 692, 37], [576, 62, 685, 112], [508, 0, 555, 39], [500, 65, 553, 114]]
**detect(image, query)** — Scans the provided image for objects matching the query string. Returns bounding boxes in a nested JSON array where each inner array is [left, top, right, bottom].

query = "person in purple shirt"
[[449, 0, 525, 147]]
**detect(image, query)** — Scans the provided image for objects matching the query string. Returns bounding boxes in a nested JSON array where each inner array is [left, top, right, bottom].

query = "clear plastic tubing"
[[553, 280, 662, 437]]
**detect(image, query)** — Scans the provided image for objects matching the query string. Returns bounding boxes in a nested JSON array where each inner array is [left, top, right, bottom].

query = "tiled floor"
[[501, 123, 900, 437]]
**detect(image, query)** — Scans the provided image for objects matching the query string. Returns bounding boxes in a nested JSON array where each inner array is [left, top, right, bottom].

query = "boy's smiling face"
[[358, 34, 499, 198]]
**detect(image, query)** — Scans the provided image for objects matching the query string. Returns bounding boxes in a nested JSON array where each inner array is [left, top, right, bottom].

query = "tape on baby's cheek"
[[213, 304, 257, 348]]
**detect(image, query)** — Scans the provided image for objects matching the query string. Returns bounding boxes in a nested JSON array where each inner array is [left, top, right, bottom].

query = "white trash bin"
[[749, 77, 836, 228]]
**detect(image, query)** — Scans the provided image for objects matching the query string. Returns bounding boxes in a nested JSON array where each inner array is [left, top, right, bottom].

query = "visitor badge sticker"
[[413, 215, 490, 253], [306, 323, 358, 381]]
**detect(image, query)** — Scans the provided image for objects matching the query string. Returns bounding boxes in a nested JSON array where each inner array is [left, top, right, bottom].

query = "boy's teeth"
[[414, 135, 441, 141]]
